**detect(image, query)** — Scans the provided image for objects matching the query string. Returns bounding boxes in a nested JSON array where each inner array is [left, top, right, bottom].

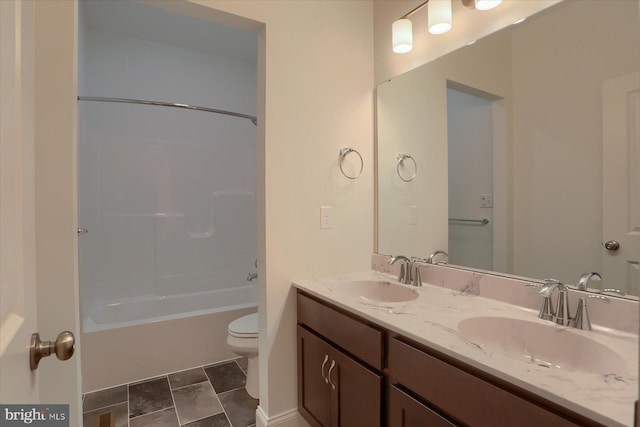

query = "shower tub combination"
[[78, 98, 258, 392]]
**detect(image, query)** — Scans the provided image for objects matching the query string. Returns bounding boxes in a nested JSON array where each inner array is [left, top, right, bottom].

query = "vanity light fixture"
[[428, 0, 452, 35], [392, 18, 413, 53], [393, 0, 503, 54], [474, 0, 502, 11]]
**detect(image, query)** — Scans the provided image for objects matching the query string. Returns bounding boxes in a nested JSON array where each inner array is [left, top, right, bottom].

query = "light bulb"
[[428, 0, 452, 35], [475, 0, 502, 11], [392, 19, 413, 53]]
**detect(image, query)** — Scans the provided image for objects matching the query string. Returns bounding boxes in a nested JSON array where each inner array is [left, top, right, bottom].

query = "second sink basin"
[[344, 280, 419, 303], [457, 316, 625, 374]]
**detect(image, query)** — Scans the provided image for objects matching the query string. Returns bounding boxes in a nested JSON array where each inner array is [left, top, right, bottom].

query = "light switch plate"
[[320, 206, 332, 229]]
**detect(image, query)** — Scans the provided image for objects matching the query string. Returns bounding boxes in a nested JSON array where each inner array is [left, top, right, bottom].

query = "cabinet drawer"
[[297, 292, 383, 370], [389, 338, 585, 427], [389, 385, 455, 427]]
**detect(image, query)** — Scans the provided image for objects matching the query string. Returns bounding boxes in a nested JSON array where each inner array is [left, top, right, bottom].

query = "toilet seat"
[[228, 312, 258, 338]]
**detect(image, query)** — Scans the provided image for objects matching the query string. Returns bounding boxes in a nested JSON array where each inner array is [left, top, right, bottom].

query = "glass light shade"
[[475, 0, 502, 11], [392, 19, 413, 53], [428, 0, 452, 35]]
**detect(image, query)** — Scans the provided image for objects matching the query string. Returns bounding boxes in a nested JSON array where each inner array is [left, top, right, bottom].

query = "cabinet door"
[[298, 326, 332, 427], [331, 345, 383, 427], [389, 386, 456, 427]]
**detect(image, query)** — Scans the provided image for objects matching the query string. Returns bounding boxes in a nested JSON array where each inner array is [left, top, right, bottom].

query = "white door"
[[1, 0, 81, 424], [602, 72, 640, 295], [1, 0, 40, 404]]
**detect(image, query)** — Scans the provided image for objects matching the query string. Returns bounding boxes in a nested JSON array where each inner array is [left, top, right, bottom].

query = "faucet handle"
[[570, 295, 611, 330]]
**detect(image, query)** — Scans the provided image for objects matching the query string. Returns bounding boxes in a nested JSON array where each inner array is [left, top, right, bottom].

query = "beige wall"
[[161, 1, 376, 423]]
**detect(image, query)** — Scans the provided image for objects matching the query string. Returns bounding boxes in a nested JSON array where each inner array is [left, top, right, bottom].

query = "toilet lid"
[[228, 312, 258, 338]]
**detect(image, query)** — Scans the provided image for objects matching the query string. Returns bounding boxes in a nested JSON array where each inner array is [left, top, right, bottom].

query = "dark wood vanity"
[[297, 290, 605, 427]]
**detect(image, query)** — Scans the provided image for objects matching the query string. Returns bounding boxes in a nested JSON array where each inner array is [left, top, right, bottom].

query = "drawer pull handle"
[[321, 354, 329, 383], [327, 360, 337, 390]]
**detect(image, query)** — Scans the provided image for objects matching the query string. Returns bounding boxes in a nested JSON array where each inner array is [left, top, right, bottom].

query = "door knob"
[[30, 331, 75, 370], [604, 240, 620, 251]]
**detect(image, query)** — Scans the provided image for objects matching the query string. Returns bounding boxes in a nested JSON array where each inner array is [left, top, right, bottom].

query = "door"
[[1, 0, 81, 424], [298, 326, 332, 427], [602, 72, 640, 295], [332, 344, 382, 427], [1, 0, 39, 404]]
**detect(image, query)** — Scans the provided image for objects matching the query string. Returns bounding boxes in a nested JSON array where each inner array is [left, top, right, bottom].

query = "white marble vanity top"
[[293, 269, 638, 427]]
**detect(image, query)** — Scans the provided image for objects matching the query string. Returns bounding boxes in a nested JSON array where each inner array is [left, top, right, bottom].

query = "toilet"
[[227, 312, 259, 399]]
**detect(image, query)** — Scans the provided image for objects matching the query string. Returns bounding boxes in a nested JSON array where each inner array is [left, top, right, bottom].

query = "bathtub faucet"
[[247, 272, 258, 281]]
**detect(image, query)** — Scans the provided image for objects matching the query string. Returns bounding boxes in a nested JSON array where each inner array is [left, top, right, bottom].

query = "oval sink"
[[457, 316, 625, 374], [344, 280, 419, 303]]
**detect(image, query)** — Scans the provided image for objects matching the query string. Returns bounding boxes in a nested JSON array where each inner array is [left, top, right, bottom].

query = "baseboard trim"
[[256, 405, 308, 427]]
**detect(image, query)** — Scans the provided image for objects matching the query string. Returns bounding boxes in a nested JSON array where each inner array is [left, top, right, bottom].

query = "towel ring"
[[396, 154, 417, 182], [339, 148, 363, 179]]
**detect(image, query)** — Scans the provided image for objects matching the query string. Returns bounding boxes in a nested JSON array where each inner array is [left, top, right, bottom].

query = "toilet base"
[[245, 355, 258, 399]]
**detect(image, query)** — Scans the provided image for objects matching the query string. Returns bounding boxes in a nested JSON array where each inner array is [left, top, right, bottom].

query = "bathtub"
[[82, 284, 257, 333], [80, 284, 257, 392]]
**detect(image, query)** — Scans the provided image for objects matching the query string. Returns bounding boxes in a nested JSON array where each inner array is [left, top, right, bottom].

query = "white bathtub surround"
[[81, 307, 256, 392], [293, 269, 638, 427]]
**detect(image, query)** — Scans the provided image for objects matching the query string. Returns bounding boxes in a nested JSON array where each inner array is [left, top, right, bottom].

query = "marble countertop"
[[293, 270, 638, 427]]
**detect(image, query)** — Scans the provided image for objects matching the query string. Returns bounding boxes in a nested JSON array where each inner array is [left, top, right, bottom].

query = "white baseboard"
[[256, 405, 309, 427]]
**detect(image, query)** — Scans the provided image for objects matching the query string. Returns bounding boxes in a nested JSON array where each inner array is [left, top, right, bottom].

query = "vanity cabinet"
[[388, 337, 601, 427], [297, 289, 607, 427], [297, 292, 384, 427]]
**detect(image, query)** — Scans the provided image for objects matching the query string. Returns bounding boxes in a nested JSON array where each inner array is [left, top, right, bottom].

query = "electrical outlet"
[[480, 194, 493, 208]]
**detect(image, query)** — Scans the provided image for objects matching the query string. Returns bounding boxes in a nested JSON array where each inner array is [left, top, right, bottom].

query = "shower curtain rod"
[[77, 96, 258, 126]]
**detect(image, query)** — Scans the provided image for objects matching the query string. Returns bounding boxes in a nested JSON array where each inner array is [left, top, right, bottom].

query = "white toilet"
[[227, 312, 259, 399]]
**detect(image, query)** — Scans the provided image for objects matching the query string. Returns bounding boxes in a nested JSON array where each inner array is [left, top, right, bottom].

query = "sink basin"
[[457, 316, 625, 374], [344, 280, 419, 303]]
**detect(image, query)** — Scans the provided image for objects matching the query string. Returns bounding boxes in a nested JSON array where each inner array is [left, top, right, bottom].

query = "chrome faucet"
[[577, 272, 601, 291], [570, 295, 610, 330], [246, 272, 258, 281], [388, 255, 412, 284], [410, 257, 428, 287], [426, 250, 448, 265], [537, 279, 570, 326], [536, 279, 611, 330]]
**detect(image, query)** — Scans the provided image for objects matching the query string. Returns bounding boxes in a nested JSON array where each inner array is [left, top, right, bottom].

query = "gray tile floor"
[[82, 358, 257, 427]]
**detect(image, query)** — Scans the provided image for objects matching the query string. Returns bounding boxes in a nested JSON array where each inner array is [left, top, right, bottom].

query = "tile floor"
[[82, 358, 258, 427]]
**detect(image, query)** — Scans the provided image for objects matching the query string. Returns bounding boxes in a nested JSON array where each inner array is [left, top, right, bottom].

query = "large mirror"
[[376, 0, 639, 297]]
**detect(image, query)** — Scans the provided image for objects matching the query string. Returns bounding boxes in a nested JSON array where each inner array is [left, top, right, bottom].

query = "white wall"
[[150, 1, 376, 424], [447, 88, 493, 270]]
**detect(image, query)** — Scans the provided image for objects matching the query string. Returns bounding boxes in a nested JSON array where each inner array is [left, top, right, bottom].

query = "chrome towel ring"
[[396, 154, 417, 182], [339, 147, 363, 179]]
